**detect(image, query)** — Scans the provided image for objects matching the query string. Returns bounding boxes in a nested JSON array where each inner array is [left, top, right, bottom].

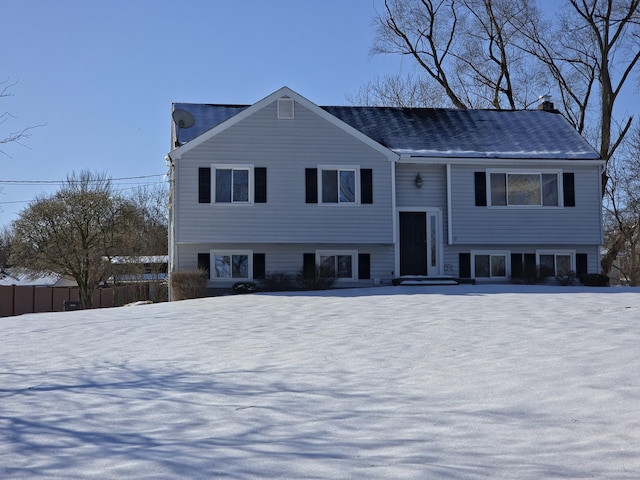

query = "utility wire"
[[0, 173, 167, 186]]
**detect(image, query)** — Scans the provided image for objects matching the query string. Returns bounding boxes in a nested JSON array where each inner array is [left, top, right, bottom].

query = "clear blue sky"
[[1, 1, 636, 228], [1, 0, 402, 226]]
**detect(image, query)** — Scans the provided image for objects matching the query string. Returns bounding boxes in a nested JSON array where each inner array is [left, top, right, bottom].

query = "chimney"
[[538, 95, 554, 111]]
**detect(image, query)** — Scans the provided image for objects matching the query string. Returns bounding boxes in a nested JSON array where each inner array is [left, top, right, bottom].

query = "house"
[[0, 268, 77, 287], [108, 255, 168, 284], [166, 87, 603, 295]]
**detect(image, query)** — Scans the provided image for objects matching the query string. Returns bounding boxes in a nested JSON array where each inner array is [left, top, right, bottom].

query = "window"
[[321, 168, 357, 204], [214, 167, 250, 203], [316, 250, 357, 280], [537, 250, 574, 277], [471, 251, 509, 279], [306, 168, 372, 205], [211, 251, 252, 280], [488, 171, 560, 207]]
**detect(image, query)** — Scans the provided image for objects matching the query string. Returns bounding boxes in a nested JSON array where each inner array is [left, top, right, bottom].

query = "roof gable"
[[170, 87, 398, 160]]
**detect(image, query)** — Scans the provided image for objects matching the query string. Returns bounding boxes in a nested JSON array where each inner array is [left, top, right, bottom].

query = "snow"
[[392, 148, 597, 159], [2, 284, 639, 479]]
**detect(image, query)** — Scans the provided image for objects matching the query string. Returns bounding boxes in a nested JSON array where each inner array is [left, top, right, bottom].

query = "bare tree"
[[603, 126, 640, 283], [520, 0, 640, 172], [10, 171, 139, 308], [346, 74, 453, 107], [372, 0, 546, 109], [0, 224, 13, 269], [1, 78, 41, 157]]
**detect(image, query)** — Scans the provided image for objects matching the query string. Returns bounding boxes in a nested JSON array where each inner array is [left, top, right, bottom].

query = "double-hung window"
[[212, 250, 252, 280], [199, 165, 266, 204], [321, 168, 357, 204], [316, 250, 357, 280], [471, 251, 509, 279], [306, 167, 372, 205], [213, 166, 251, 203], [537, 250, 574, 277]]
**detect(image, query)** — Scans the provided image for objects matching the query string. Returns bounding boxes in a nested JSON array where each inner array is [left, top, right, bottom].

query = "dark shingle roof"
[[172, 102, 599, 160]]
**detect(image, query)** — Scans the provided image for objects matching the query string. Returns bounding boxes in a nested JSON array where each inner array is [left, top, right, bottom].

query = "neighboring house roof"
[[0, 269, 77, 287], [109, 255, 168, 265], [171, 86, 600, 160]]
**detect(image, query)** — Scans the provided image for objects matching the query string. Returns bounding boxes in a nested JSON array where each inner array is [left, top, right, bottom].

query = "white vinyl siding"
[[174, 100, 394, 244], [449, 164, 602, 245], [176, 243, 395, 288]]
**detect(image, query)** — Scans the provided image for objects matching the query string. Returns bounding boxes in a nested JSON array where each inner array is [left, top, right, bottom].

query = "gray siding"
[[177, 243, 395, 289], [449, 164, 602, 245], [174, 100, 394, 245], [396, 164, 447, 207], [444, 244, 601, 279]]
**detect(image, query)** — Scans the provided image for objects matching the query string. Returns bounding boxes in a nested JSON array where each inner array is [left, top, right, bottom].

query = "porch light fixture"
[[415, 172, 423, 188]]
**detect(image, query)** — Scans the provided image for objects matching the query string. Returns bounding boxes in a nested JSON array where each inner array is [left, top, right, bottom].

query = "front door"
[[400, 212, 427, 275], [399, 211, 442, 277]]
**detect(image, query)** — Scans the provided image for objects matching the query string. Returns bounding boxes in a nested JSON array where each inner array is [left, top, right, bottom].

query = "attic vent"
[[277, 98, 294, 119]]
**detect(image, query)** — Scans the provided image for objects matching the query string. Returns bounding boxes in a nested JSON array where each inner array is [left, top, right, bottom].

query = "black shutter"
[[361, 169, 373, 204], [253, 253, 266, 279], [524, 253, 536, 278], [511, 253, 523, 279], [255, 167, 267, 203], [576, 253, 588, 276], [303, 253, 316, 279], [563, 172, 575, 207], [358, 253, 371, 280], [305, 168, 318, 203], [198, 168, 211, 203], [475, 172, 487, 206], [459, 253, 471, 278], [197, 253, 210, 276]]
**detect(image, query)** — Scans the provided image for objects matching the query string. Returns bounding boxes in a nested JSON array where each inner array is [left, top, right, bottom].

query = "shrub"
[[556, 271, 576, 286], [170, 269, 208, 300], [263, 271, 296, 291], [579, 273, 610, 287], [298, 264, 336, 290]]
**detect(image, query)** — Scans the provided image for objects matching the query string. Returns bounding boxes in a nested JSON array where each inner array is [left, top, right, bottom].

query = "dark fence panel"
[[0, 284, 157, 318]]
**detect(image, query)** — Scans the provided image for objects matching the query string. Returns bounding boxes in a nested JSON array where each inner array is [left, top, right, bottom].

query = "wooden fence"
[[0, 283, 159, 318]]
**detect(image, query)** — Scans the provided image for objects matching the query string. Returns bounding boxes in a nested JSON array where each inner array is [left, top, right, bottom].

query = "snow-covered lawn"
[[2, 284, 640, 479]]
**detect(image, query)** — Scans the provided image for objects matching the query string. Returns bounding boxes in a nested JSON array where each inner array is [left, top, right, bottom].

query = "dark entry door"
[[400, 212, 427, 276]]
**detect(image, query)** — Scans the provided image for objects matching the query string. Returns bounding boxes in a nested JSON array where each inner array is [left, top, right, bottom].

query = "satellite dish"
[[172, 109, 195, 129]]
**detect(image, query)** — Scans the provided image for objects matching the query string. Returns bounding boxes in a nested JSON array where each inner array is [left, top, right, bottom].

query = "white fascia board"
[[168, 86, 399, 163], [397, 155, 605, 167]]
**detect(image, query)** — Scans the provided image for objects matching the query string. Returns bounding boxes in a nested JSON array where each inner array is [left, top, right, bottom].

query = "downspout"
[[446, 163, 453, 245], [165, 154, 176, 301], [390, 153, 398, 281]]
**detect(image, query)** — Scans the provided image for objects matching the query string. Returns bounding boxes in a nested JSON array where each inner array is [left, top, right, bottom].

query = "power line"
[[0, 173, 167, 186]]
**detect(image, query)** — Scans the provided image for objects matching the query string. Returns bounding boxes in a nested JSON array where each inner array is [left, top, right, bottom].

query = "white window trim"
[[211, 164, 254, 204], [486, 169, 564, 208], [315, 250, 358, 281], [471, 250, 511, 280], [210, 249, 253, 281], [536, 249, 576, 276], [318, 165, 361, 206]]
